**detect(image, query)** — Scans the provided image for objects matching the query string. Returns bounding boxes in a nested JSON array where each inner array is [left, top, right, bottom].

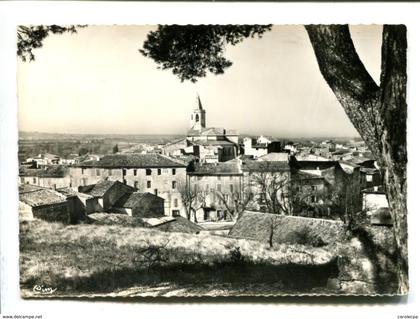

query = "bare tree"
[[177, 179, 198, 222], [244, 161, 292, 215], [215, 188, 256, 222]]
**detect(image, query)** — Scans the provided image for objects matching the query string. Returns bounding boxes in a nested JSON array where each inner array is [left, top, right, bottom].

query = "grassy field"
[[20, 219, 340, 297]]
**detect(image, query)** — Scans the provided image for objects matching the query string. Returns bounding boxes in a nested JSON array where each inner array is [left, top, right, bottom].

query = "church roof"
[[196, 94, 204, 111], [191, 139, 235, 147], [188, 127, 227, 136]]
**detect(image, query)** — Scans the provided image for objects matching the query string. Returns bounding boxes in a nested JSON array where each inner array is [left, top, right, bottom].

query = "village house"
[[242, 135, 283, 158], [284, 141, 298, 155], [60, 153, 79, 165], [56, 187, 97, 216], [291, 159, 362, 218], [113, 192, 164, 218], [78, 180, 135, 212], [187, 159, 243, 222], [19, 184, 84, 224], [19, 165, 71, 189], [24, 153, 61, 167], [290, 170, 331, 218], [69, 153, 187, 217]]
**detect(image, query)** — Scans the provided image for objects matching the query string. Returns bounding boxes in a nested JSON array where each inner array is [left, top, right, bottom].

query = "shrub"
[[228, 246, 245, 264]]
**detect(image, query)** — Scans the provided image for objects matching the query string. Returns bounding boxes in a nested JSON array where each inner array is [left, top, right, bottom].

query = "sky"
[[17, 25, 383, 138]]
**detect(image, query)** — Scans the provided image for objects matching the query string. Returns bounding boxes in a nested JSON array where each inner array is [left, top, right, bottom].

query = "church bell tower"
[[190, 94, 206, 131]]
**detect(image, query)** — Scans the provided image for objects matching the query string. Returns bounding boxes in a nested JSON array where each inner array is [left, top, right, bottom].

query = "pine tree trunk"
[[305, 24, 408, 294]]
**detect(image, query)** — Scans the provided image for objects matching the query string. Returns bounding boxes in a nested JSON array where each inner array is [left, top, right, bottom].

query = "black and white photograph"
[[14, 23, 409, 298]]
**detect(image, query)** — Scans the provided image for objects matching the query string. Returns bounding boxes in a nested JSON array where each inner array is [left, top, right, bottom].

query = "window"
[[134, 181, 138, 190], [108, 169, 112, 176], [122, 169, 127, 176], [147, 181, 151, 188], [32, 177, 36, 184], [20, 177, 24, 184], [157, 169, 161, 175], [311, 185, 317, 191], [217, 176, 221, 181], [217, 184, 221, 192], [172, 210, 180, 217], [195, 114, 199, 122], [172, 168, 176, 175], [174, 198, 178, 207], [172, 181, 177, 189], [146, 168, 152, 176], [133, 169, 137, 176], [206, 184, 209, 192], [366, 175, 373, 182], [224, 194, 229, 203], [154, 189, 158, 195], [81, 168, 85, 175], [96, 169, 101, 176], [230, 184, 234, 193], [311, 195, 317, 203]]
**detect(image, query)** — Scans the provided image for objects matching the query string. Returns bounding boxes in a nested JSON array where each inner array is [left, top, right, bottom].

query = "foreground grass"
[[20, 219, 339, 296]]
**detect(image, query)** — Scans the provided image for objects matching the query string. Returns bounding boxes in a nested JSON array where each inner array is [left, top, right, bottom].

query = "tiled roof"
[[189, 161, 242, 175], [19, 188, 67, 207], [187, 127, 228, 137], [154, 216, 203, 233], [191, 139, 235, 146], [19, 184, 45, 193], [162, 138, 189, 148], [74, 153, 186, 168], [292, 160, 338, 170], [229, 211, 345, 254], [242, 160, 290, 172], [19, 165, 69, 177], [200, 127, 226, 136], [80, 180, 134, 197], [43, 153, 60, 160], [114, 192, 163, 208], [56, 187, 94, 199], [141, 216, 175, 227], [257, 153, 289, 162]]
